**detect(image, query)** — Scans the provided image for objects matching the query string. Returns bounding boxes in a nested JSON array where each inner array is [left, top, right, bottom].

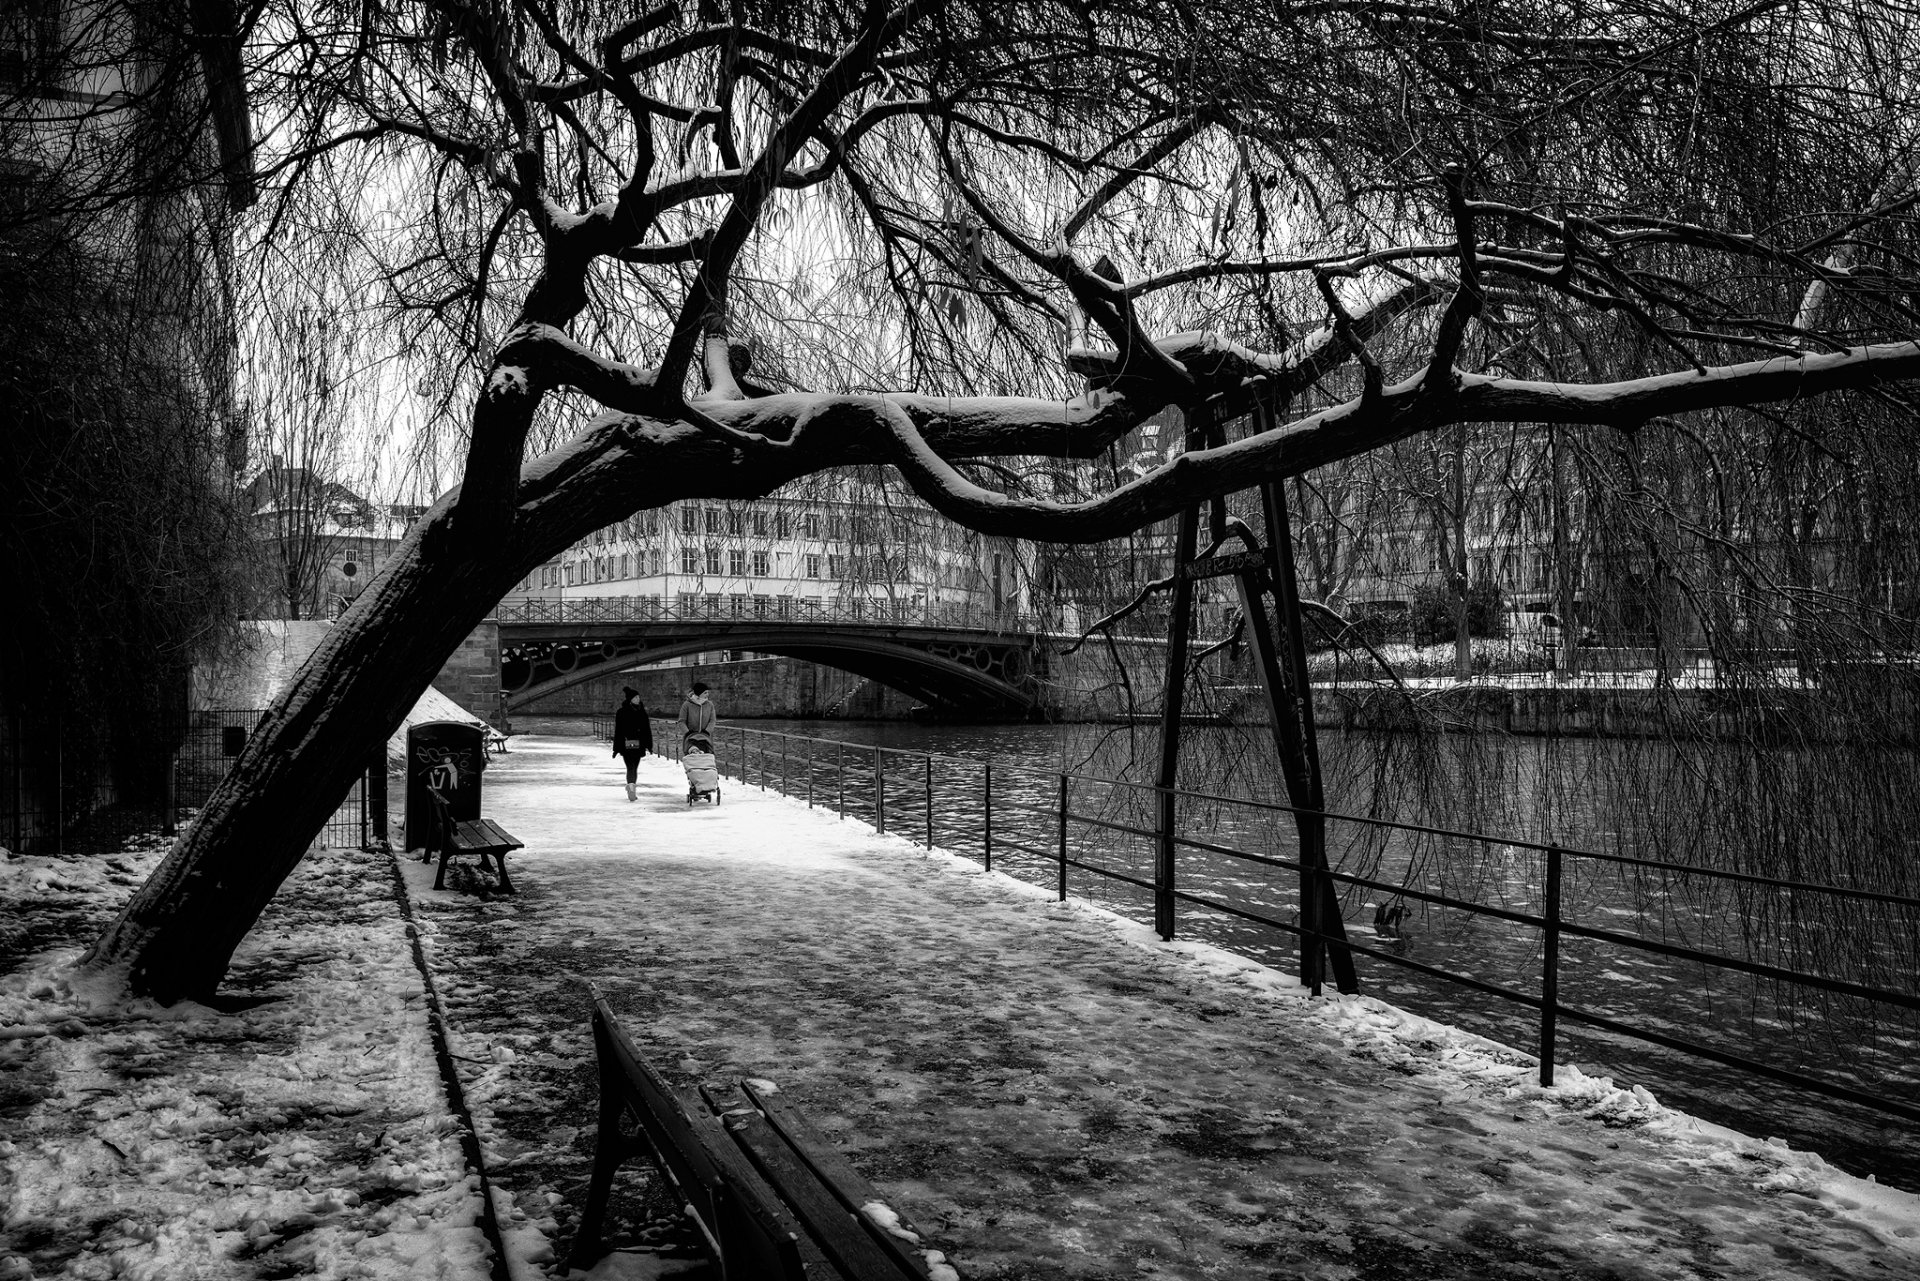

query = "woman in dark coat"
[[612, 686, 653, 801]]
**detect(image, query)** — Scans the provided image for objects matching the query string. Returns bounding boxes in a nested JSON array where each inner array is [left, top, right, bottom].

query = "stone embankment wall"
[[433, 620, 505, 727], [1316, 684, 1890, 741], [513, 655, 918, 721]]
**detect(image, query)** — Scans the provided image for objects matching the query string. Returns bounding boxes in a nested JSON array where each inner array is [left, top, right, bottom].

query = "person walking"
[[678, 681, 716, 747], [612, 686, 653, 801]]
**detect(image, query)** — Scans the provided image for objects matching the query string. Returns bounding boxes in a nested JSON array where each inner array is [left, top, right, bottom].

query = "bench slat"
[[451, 818, 522, 852], [592, 1001, 838, 1281], [740, 1081, 940, 1280], [721, 1104, 912, 1281]]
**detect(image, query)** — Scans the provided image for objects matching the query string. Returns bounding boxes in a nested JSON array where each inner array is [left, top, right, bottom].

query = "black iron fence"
[[1, 710, 117, 855], [643, 720, 1920, 1137], [180, 710, 370, 849]]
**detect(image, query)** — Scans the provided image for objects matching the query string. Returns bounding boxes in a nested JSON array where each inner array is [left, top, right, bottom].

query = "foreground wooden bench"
[[423, 787, 524, 893], [568, 988, 957, 1280]]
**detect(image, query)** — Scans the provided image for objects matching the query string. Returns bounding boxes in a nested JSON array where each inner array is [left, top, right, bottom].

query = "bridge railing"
[[641, 719, 1920, 1165], [496, 595, 1067, 634]]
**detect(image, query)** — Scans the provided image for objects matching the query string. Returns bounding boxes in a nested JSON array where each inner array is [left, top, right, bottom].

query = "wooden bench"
[[485, 729, 510, 757], [568, 988, 956, 1280], [423, 787, 524, 893]]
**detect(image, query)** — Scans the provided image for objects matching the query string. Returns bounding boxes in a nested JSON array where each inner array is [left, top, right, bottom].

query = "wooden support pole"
[[1152, 405, 1208, 941], [1261, 473, 1359, 995]]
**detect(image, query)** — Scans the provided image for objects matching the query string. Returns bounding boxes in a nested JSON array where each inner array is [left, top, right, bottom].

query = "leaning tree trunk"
[[82, 499, 527, 1004]]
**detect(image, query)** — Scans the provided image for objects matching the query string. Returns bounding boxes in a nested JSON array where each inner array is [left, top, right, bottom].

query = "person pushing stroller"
[[678, 681, 716, 746], [677, 682, 720, 803]]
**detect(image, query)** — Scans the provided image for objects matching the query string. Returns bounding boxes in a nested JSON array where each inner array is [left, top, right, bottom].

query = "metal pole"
[[807, 739, 813, 808], [837, 741, 844, 818], [162, 751, 178, 838], [924, 754, 933, 849], [983, 762, 993, 872], [875, 747, 886, 834], [1540, 844, 1563, 1086], [368, 745, 389, 850], [1154, 503, 1203, 941], [1057, 772, 1069, 901]]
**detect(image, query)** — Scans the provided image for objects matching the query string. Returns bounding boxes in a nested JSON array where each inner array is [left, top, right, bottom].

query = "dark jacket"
[[612, 700, 653, 756]]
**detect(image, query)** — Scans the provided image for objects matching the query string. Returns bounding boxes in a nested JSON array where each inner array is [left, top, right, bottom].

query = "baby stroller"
[[682, 735, 720, 806]]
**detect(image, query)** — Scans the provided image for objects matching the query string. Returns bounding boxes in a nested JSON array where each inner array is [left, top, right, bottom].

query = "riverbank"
[[6, 739, 1918, 1278]]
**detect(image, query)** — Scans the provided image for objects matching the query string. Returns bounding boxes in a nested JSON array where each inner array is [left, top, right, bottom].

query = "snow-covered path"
[[407, 735, 1919, 1280]]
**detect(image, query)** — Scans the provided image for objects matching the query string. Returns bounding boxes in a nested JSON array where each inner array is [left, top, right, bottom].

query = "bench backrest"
[[587, 997, 815, 1280]]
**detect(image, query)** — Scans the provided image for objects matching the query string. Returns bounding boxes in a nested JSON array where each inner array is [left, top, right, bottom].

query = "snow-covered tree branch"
[[70, 0, 1920, 1001]]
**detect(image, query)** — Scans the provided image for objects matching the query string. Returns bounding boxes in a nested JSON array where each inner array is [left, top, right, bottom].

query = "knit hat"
[[622, 685, 639, 699]]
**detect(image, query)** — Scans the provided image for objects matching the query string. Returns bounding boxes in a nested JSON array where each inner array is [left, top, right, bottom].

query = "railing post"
[[875, 747, 886, 834], [983, 762, 993, 872], [924, 754, 933, 849], [1540, 843, 1563, 1087], [1057, 772, 1069, 901], [807, 739, 813, 808], [837, 741, 844, 818]]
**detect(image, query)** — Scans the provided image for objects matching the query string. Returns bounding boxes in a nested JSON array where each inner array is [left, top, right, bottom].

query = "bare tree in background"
[[78, 0, 1920, 1002]]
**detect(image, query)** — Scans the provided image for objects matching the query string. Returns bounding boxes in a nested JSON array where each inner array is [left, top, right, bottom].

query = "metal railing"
[[182, 710, 371, 849], [499, 595, 1068, 635], [641, 719, 1920, 1133]]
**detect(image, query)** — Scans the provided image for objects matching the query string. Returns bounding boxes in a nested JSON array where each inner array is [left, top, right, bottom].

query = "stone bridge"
[[498, 598, 1054, 717]]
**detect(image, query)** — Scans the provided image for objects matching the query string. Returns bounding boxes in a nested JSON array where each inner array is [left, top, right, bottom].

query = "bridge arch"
[[506, 629, 1035, 715]]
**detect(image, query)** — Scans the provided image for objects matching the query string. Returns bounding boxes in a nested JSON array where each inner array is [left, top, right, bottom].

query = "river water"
[[543, 712, 1920, 1190]]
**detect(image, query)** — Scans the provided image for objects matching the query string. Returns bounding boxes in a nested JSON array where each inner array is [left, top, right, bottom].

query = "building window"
[[827, 554, 842, 577], [777, 595, 793, 618], [776, 513, 791, 539], [681, 547, 699, 574], [804, 513, 820, 539], [753, 595, 771, 618], [727, 509, 743, 536], [706, 546, 722, 574], [827, 515, 844, 540], [681, 506, 698, 534], [706, 593, 722, 614], [564, 564, 575, 585], [706, 507, 723, 534], [729, 548, 747, 575], [729, 593, 746, 617], [751, 550, 769, 576], [806, 554, 820, 578], [650, 549, 662, 575], [752, 511, 769, 537]]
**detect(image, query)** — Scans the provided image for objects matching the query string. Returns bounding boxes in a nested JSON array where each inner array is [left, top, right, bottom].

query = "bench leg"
[[566, 1095, 643, 1271], [490, 851, 514, 894], [433, 847, 451, 891]]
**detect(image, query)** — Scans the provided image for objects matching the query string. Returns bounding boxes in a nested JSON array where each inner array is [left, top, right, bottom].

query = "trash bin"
[[405, 720, 488, 853]]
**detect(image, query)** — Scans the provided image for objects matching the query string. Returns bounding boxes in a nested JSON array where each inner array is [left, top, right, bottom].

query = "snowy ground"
[[0, 838, 493, 1280], [5, 735, 1918, 1279], [412, 738, 1918, 1280]]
